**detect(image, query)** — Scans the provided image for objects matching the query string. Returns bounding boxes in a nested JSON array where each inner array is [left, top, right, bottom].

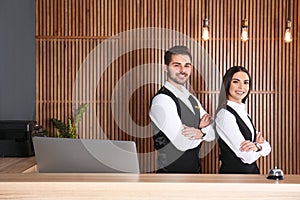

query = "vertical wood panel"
[[36, 0, 299, 174]]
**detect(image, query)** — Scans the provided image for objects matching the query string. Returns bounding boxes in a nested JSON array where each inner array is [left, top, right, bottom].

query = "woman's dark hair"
[[217, 66, 252, 112], [164, 45, 192, 65]]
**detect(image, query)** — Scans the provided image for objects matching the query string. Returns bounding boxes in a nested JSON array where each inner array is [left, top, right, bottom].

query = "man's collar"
[[164, 81, 185, 96]]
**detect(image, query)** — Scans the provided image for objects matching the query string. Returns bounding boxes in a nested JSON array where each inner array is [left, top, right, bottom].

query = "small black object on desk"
[[267, 166, 284, 180]]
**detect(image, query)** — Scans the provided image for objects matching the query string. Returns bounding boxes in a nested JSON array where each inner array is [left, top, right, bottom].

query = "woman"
[[215, 66, 271, 174]]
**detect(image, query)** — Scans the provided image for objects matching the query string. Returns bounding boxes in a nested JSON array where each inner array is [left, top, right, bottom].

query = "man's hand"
[[182, 125, 205, 140], [199, 114, 211, 129]]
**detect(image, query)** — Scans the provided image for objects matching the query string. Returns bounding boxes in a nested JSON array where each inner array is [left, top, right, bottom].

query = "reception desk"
[[1, 173, 300, 199]]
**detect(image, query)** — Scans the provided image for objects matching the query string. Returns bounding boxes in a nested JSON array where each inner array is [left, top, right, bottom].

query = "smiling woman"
[[215, 66, 271, 174], [228, 72, 250, 104]]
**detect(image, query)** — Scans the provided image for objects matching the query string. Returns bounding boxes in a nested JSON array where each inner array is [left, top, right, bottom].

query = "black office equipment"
[[0, 120, 35, 157]]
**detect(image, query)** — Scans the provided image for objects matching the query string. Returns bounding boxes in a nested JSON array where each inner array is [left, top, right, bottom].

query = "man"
[[149, 45, 215, 173]]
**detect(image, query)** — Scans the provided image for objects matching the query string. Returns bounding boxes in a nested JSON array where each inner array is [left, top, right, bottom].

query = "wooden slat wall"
[[36, 0, 300, 174]]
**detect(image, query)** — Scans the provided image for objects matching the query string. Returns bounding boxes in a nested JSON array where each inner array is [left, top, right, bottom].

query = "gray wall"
[[0, 0, 35, 120]]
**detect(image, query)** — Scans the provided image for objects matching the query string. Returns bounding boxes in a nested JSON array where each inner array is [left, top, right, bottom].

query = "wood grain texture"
[[0, 174, 300, 199], [0, 157, 36, 173], [36, 0, 300, 174]]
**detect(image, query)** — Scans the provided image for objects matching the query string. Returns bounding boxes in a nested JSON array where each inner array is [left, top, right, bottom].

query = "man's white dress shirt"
[[150, 81, 215, 151]]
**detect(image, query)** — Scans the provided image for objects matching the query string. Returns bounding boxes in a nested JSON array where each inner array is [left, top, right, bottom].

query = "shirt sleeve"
[[192, 96, 216, 142], [215, 109, 262, 164], [149, 94, 201, 151], [258, 140, 271, 156]]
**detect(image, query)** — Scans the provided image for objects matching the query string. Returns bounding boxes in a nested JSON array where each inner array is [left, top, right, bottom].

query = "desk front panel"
[[1, 174, 300, 199]]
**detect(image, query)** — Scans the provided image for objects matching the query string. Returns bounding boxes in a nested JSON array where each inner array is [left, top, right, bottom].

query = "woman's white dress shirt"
[[215, 100, 271, 164]]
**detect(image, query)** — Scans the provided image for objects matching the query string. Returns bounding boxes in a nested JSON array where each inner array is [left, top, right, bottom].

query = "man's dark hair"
[[164, 45, 192, 65]]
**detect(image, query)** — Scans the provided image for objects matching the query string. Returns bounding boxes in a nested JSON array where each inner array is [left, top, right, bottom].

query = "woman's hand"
[[240, 140, 259, 152], [199, 114, 211, 129], [182, 125, 205, 140], [256, 131, 264, 144], [240, 131, 265, 152]]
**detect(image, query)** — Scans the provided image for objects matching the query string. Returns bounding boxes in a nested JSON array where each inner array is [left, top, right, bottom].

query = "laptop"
[[32, 137, 140, 173]]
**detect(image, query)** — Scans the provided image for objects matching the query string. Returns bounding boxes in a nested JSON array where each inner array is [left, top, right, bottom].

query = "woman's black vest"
[[218, 105, 259, 174], [151, 87, 201, 173]]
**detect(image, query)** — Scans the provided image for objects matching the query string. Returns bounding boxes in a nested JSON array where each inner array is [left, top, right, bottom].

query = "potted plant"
[[51, 103, 88, 138]]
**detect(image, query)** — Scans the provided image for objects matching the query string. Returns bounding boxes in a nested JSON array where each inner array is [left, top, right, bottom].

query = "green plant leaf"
[[50, 103, 88, 138]]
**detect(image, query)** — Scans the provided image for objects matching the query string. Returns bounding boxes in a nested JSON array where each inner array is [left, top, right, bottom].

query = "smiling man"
[[149, 45, 215, 173]]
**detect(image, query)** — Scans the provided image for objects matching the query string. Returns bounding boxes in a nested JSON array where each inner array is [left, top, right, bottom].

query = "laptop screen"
[[32, 137, 140, 173]]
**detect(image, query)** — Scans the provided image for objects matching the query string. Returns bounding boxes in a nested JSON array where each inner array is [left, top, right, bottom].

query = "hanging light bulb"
[[202, 18, 210, 41], [241, 19, 249, 42], [284, 20, 292, 43], [284, 0, 292, 43], [284, 21, 293, 43]]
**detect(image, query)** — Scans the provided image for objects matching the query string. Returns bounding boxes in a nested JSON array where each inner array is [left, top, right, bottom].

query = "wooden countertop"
[[1, 173, 300, 199], [1, 158, 300, 199], [0, 173, 299, 183]]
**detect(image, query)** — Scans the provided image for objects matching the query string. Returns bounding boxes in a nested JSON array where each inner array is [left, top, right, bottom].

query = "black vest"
[[218, 105, 259, 174], [151, 87, 201, 173]]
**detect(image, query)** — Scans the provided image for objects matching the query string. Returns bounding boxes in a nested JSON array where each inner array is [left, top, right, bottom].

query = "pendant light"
[[241, 0, 248, 42], [241, 19, 249, 42], [202, 0, 210, 41], [284, 0, 292, 43]]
